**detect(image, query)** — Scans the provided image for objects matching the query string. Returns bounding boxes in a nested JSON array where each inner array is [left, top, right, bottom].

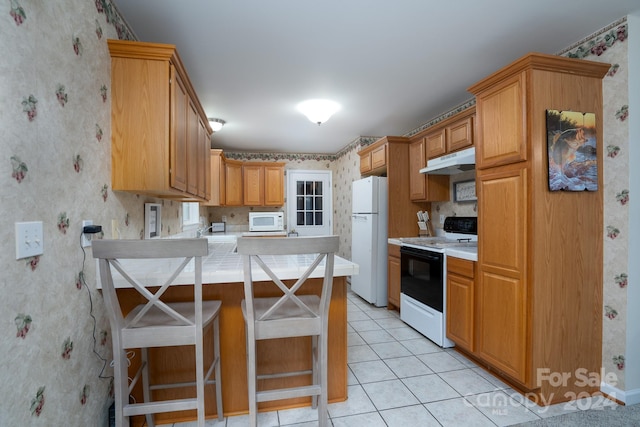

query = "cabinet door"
[[475, 73, 527, 169], [186, 99, 199, 196], [409, 139, 427, 200], [204, 150, 223, 206], [446, 258, 475, 352], [371, 144, 387, 170], [243, 164, 264, 206], [170, 67, 188, 192], [224, 160, 243, 206], [197, 118, 210, 199], [476, 165, 528, 384], [387, 245, 401, 310], [447, 115, 474, 152], [359, 151, 372, 175], [264, 165, 284, 206], [425, 129, 446, 159]]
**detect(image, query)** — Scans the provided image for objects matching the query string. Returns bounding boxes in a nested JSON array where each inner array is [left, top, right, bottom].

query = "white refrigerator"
[[351, 176, 388, 307]]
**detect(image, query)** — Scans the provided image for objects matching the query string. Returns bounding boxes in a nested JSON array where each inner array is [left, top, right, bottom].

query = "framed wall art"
[[453, 180, 477, 202], [546, 109, 598, 191]]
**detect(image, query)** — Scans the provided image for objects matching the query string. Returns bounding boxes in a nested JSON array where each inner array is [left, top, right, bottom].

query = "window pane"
[[305, 181, 313, 195], [297, 181, 304, 195], [297, 212, 305, 226], [316, 181, 323, 195], [305, 212, 314, 225], [315, 197, 323, 210], [305, 196, 313, 210], [315, 212, 323, 225], [297, 196, 304, 210]]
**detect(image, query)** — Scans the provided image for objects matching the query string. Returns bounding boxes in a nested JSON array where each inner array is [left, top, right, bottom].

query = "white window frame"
[[182, 202, 201, 230]]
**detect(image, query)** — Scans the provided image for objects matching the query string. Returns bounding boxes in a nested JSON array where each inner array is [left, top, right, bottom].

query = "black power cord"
[[79, 228, 112, 383]]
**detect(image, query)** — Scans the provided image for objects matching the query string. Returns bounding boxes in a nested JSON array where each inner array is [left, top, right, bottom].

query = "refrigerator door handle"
[[352, 214, 369, 220]]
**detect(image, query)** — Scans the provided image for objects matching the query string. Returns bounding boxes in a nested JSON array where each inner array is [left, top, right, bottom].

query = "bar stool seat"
[[93, 238, 223, 427], [237, 235, 339, 427]]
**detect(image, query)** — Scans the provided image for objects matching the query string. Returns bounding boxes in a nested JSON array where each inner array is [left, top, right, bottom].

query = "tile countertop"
[[96, 234, 359, 289], [387, 238, 478, 262], [445, 246, 477, 262]]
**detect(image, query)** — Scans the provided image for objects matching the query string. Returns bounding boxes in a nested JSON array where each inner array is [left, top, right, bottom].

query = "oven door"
[[400, 246, 444, 313]]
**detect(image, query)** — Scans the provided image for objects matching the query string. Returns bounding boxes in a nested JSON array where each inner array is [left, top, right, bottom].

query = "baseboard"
[[601, 381, 640, 405]]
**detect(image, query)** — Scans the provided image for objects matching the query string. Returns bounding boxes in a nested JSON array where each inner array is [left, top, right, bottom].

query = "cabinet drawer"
[[447, 256, 474, 278]]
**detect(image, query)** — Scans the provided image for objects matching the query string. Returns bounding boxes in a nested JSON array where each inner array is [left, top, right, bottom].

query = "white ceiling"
[[112, 0, 639, 154]]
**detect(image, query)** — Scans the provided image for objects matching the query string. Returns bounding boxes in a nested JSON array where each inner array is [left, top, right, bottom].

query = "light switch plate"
[[15, 221, 44, 259]]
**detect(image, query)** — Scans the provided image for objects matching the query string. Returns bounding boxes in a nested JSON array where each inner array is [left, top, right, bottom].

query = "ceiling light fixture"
[[208, 118, 226, 132], [297, 99, 341, 126]]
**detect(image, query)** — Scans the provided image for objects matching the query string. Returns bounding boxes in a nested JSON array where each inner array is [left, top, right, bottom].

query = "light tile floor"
[[173, 290, 617, 427]]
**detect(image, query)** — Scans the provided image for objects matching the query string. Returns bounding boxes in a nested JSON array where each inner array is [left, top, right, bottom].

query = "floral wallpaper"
[[0, 1, 182, 425], [0, 2, 635, 425], [558, 19, 631, 390]]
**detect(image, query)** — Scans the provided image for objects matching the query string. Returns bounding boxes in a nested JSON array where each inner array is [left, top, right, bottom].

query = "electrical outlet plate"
[[82, 220, 93, 248], [440, 215, 445, 224], [15, 221, 44, 259]]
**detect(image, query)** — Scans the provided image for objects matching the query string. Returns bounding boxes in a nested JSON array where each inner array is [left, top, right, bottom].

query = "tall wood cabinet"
[[358, 136, 431, 238], [468, 53, 609, 402], [108, 40, 212, 200]]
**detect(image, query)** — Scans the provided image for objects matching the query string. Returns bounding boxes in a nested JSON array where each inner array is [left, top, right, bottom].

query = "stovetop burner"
[[401, 216, 478, 251], [399, 237, 477, 249]]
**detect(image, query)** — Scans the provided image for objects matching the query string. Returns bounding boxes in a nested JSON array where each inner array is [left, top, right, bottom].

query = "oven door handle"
[[400, 246, 443, 260]]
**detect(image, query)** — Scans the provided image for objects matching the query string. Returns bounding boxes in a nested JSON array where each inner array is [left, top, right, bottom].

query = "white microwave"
[[249, 212, 284, 232]]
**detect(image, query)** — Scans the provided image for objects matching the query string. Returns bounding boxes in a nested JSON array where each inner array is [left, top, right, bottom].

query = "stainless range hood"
[[419, 147, 475, 175]]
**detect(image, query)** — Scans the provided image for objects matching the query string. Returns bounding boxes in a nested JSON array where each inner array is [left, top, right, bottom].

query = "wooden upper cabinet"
[[408, 138, 449, 202], [186, 99, 199, 196], [203, 149, 224, 206], [424, 109, 475, 161], [447, 114, 474, 152], [198, 118, 210, 200], [359, 151, 372, 175], [425, 128, 446, 159], [108, 40, 212, 200], [242, 162, 285, 207], [409, 138, 449, 202], [409, 139, 427, 200], [371, 144, 387, 170], [224, 159, 243, 206], [243, 164, 264, 206], [264, 165, 285, 206], [472, 73, 526, 169], [171, 68, 188, 192], [358, 139, 388, 176]]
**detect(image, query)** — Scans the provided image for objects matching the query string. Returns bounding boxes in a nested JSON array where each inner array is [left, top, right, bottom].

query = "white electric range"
[[398, 217, 477, 348]]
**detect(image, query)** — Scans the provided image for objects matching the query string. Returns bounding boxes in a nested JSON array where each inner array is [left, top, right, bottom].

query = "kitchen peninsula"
[[96, 235, 357, 425]]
